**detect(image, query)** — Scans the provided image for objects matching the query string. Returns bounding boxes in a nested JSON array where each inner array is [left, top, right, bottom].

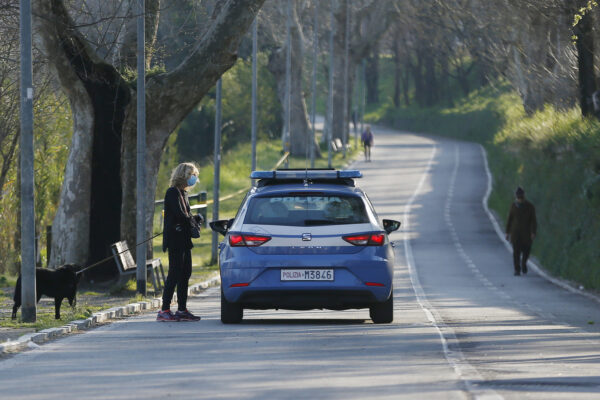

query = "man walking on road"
[[505, 187, 537, 276], [361, 125, 374, 162]]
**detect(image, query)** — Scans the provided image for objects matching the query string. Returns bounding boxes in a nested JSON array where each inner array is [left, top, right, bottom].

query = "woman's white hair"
[[170, 162, 199, 189]]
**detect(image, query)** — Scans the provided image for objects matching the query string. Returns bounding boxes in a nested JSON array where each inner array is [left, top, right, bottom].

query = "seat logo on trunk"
[[302, 233, 312, 241]]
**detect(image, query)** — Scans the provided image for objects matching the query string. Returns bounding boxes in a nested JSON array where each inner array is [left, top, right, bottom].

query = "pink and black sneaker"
[[175, 309, 201, 321], [156, 309, 179, 322]]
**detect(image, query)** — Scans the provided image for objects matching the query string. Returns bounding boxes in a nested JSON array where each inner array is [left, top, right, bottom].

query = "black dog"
[[12, 264, 81, 320]]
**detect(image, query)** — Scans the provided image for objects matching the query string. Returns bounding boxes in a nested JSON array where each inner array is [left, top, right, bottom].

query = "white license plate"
[[281, 269, 334, 281]]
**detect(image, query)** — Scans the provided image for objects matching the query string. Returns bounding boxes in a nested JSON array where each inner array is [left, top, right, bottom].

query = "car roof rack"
[[251, 169, 362, 187]]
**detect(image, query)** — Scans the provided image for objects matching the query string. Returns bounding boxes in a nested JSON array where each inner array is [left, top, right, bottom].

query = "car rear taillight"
[[343, 233, 385, 246], [229, 234, 271, 247], [229, 234, 244, 246]]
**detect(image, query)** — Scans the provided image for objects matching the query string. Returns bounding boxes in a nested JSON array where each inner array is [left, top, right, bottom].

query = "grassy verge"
[[372, 83, 600, 290], [0, 305, 107, 330], [0, 280, 160, 329]]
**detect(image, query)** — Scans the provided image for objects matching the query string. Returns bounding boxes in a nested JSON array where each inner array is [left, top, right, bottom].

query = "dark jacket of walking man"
[[505, 187, 537, 276]]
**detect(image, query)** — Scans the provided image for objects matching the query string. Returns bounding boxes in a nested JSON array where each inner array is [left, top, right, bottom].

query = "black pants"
[[512, 241, 531, 273], [162, 248, 192, 311]]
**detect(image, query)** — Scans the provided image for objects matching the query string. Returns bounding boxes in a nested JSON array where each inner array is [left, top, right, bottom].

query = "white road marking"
[[402, 145, 503, 400], [444, 144, 600, 346], [479, 145, 600, 305]]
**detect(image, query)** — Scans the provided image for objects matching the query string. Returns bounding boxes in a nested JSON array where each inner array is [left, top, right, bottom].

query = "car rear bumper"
[[236, 289, 384, 310], [219, 246, 394, 308]]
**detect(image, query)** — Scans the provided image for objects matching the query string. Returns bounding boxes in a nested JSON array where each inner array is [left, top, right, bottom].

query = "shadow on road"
[[238, 318, 368, 325]]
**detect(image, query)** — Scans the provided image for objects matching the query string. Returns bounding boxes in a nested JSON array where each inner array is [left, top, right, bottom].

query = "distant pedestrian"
[[361, 125, 374, 162], [157, 162, 202, 322], [505, 187, 537, 276]]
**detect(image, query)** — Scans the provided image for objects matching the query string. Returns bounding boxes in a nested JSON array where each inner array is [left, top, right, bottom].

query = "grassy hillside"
[[370, 83, 600, 289]]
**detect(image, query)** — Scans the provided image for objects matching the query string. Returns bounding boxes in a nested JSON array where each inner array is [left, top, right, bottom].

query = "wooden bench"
[[110, 241, 165, 292], [331, 138, 350, 152]]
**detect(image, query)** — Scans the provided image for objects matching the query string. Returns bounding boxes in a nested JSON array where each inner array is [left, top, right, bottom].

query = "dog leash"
[[75, 232, 163, 275]]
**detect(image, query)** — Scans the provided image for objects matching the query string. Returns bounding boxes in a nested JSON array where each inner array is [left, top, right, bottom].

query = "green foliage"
[[573, 1, 598, 27], [362, 55, 486, 126], [369, 84, 513, 144], [377, 80, 600, 289], [173, 54, 281, 168], [490, 103, 600, 287], [1, 304, 104, 330], [0, 92, 72, 274], [121, 64, 167, 86], [0, 274, 17, 288]]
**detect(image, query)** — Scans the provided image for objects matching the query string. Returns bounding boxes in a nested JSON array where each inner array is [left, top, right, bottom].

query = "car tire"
[[221, 289, 243, 324], [369, 290, 393, 324]]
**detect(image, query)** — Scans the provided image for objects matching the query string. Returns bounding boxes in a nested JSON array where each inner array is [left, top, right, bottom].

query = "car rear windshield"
[[244, 195, 369, 226]]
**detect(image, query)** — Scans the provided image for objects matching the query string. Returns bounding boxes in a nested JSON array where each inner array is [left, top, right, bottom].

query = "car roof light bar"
[[250, 169, 362, 180], [338, 170, 363, 179], [250, 171, 275, 179]]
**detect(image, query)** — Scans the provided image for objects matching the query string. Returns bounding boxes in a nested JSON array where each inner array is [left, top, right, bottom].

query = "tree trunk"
[[423, 53, 437, 107], [574, 8, 597, 118], [393, 33, 401, 108], [328, 1, 394, 141], [331, 4, 348, 142], [411, 52, 425, 107], [120, 0, 267, 274], [36, 0, 267, 280], [266, 3, 320, 158], [402, 59, 410, 106], [457, 65, 470, 96], [365, 47, 379, 105]]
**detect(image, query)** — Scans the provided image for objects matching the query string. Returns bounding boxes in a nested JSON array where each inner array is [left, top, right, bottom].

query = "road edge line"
[[479, 145, 600, 304], [403, 144, 502, 400]]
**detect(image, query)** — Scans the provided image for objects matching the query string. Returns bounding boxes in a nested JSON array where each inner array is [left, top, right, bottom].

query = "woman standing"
[[157, 162, 202, 322]]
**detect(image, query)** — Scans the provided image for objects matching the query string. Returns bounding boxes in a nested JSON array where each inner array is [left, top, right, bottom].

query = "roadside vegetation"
[[366, 57, 600, 290]]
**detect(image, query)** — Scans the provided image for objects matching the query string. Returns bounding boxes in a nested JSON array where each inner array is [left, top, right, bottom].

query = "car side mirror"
[[383, 219, 401, 234], [210, 219, 234, 236]]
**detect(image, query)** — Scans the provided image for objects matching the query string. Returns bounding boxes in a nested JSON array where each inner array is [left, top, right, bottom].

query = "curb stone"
[[1, 273, 220, 356]]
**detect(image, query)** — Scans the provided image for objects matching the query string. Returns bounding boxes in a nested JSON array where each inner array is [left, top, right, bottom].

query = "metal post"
[[354, 67, 359, 150], [327, 0, 335, 168], [251, 19, 257, 174], [310, 2, 318, 168], [342, 0, 350, 158], [19, 0, 35, 322], [360, 59, 366, 137], [46, 225, 52, 266], [199, 191, 208, 228], [211, 79, 222, 263], [136, 0, 147, 295], [284, 0, 292, 169]]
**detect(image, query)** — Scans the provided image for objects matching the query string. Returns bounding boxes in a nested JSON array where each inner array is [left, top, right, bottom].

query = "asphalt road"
[[2, 126, 600, 399]]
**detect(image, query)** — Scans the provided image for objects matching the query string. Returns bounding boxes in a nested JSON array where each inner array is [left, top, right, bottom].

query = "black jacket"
[[506, 199, 537, 246], [162, 187, 193, 252]]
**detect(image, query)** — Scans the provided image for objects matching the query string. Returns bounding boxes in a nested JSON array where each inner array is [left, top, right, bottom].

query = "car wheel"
[[369, 290, 393, 324], [221, 289, 243, 324]]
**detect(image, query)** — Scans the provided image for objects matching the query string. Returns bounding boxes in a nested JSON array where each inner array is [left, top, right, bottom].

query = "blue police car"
[[210, 169, 400, 324]]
